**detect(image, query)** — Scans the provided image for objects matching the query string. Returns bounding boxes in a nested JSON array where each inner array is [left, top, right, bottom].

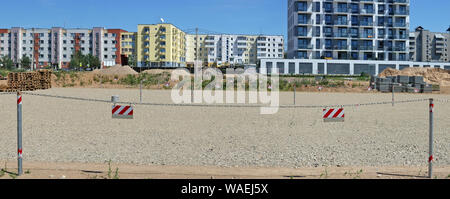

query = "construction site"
[[0, 66, 449, 179]]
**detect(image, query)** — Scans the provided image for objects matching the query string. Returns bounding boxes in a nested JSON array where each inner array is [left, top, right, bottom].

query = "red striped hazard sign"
[[323, 108, 345, 122], [112, 105, 134, 119]]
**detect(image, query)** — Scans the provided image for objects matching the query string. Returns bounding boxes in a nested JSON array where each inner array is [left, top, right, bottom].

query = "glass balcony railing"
[[298, 45, 313, 49], [334, 20, 348, 25], [333, 45, 348, 50], [394, 23, 407, 27], [359, 46, 374, 51], [335, 32, 349, 37], [360, 21, 373, 26], [360, 9, 374, 14]]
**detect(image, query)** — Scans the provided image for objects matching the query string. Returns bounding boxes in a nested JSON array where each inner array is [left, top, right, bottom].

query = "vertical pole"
[[392, 84, 394, 106], [293, 83, 296, 105], [139, 81, 142, 103], [17, 91, 23, 176], [428, 98, 434, 178]]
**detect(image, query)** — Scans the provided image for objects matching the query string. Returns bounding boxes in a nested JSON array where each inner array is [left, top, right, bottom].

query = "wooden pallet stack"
[[0, 70, 52, 92]]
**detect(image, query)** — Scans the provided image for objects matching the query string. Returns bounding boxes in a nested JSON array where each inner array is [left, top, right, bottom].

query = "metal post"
[[140, 80, 143, 104], [17, 91, 23, 176], [293, 83, 296, 105], [428, 98, 434, 178], [392, 84, 394, 106]]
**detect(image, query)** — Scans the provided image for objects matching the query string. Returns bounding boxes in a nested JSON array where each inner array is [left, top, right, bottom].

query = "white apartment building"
[[288, 0, 410, 61], [186, 34, 284, 67], [0, 27, 122, 69], [409, 26, 450, 62]]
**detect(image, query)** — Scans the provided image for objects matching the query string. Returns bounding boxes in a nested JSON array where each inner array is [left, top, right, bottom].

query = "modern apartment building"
[[0, 27, 127, 69], [409, 26, 450, 62], [185, 34, 284, 67], [287, 0, 410, 61], [120, 32, 137, 65], [137, 23, 186, 67]]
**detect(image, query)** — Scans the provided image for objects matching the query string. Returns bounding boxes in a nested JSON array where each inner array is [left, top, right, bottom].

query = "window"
[[297, 1, 307, 11], [297, 27, 307, 36], [315, 2, 320, 12], [298, 14, 308, 24]]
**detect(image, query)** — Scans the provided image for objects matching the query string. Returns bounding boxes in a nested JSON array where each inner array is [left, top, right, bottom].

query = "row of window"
[[295, 51, 408, 61], [298, 14, 407, 27], [296, 1, 408, 14], [297, 26, 407, 38]]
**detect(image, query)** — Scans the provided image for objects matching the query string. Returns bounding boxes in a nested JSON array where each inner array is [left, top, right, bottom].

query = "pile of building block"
[[370, 75, 433, 93], [0, 70, 52, 92]]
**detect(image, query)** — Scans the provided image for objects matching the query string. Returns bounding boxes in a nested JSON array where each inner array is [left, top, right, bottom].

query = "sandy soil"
[[0, 160, 449, 179], [0, 88, 449, 179]]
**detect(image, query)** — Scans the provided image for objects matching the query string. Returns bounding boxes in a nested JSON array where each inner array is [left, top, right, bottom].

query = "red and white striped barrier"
[[323, 108, 345, 122], [112, 105, 134, 119], [17, 95, 22, 105]]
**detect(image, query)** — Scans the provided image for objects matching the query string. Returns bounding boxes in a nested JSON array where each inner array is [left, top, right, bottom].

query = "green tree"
[[128, 54, 137, 67], [0, 56, 14, 70], [86, 54, 101, 69], [69, 51, 84, 70], [20, 55, 32, 70]]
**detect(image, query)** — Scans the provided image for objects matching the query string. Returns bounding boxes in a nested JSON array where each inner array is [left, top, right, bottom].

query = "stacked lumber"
[[0, 70, 52, 92]]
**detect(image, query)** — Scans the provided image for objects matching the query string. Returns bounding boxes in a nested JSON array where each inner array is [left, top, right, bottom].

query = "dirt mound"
[[93, 65, 138, 76], [142, 69, 174, 75], [379, 67, 450, 86]]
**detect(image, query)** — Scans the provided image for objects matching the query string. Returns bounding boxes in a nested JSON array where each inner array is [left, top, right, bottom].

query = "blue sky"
[[0, 0, 449, 37]]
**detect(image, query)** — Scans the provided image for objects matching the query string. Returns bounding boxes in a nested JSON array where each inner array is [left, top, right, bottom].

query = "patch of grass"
[[344, 169, 363, 179], [447, 174, 450, 179], [9, 173, 17, 179], [62, 83, 75, 87], [25, 169, 30, 174], [106, 160, 119, 180], [319, 167, 328, 179]]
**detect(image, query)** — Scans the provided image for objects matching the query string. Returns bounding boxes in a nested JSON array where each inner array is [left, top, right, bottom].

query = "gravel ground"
[[0, 88, 449, 168]]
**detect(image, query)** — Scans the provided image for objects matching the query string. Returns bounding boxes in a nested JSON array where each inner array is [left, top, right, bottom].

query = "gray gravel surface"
[[0, 88, 449, 168]]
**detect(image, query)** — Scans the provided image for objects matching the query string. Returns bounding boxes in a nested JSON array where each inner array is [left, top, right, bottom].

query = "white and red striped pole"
[[428, 98, 434, 178], [17, 91, 23, 176]]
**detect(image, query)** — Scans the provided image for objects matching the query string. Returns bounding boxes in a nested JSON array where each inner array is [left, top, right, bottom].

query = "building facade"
[[409, 26, 450, 62], [0, 27, 126, 69], [120, 32, 136, 65], [288, 0, 410, 61], [260, 58, 450, 76], [185, 34, 284, 67], [137, 23, 186, 67]]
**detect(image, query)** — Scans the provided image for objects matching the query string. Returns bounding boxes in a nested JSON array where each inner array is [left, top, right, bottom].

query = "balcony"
[[333, 45, 348, 50], [359, 46, 374, 51], [361, 33, 375, 39], [298, 45, 313, 50], [360, 21, 373, 26], [334, 32, 349, 38], [334, 20, 349, 26], [335, 8, 349, 13], [392, 0, 409, 4], [394, 23, 407, 28], [395, 9, 409, 15], [360, 9, 374, 14]]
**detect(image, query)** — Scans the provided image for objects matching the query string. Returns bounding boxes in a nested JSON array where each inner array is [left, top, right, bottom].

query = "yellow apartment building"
[[137, 23, 186, 67]]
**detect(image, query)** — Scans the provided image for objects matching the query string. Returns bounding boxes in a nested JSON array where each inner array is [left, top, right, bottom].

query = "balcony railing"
[[334, 20, 348, 26], [360, 9, 374, 14], [360, 21, 373, 26], [334, 32, 349, 37], [359, 46, 374, 51], [361, 33, 375, 39], [298, 45, 313, 49]]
